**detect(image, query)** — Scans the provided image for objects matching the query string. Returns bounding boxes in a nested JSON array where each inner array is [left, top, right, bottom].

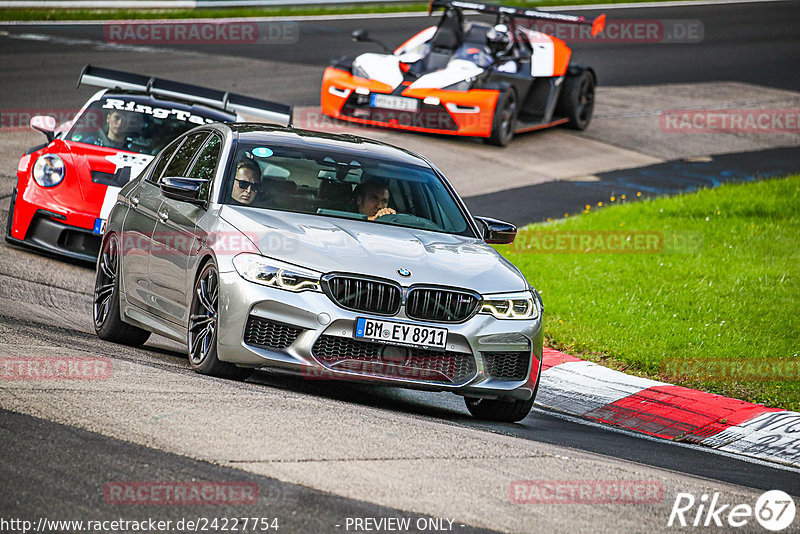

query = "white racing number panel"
[[370, 94, 419, 112], [355, 317, 447, 349]]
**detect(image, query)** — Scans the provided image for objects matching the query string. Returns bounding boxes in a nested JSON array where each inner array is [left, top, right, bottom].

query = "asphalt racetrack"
[[1, 1, 799, 532]]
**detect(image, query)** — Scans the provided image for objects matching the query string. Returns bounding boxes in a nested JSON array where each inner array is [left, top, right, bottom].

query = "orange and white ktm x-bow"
[[321, 0, 605, 146]]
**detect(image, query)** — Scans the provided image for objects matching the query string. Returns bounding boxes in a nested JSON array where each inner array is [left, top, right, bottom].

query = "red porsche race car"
[[6, 65, 292, 262], [321, 0, 605, 145]]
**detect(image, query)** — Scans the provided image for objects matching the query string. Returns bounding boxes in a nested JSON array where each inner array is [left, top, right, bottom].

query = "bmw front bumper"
[[215, 270, 542, 401]]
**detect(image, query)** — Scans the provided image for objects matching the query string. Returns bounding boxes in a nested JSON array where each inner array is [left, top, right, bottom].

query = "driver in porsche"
[[93, 109, 141, 149]]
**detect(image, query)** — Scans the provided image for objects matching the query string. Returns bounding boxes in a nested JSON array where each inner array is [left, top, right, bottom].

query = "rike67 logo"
[[668, 490, 796, 531]]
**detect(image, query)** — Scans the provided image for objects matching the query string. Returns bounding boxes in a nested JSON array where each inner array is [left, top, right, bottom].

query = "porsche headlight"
[[480, 291, 540, 320], [233, 254, 321, 293], [32, 154, 65, 187]]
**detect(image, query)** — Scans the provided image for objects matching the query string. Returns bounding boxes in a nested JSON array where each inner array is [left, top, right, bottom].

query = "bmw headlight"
[[480, 290, 540, 320], [32, 154, 65, 187], [233, 254, 321, 293]]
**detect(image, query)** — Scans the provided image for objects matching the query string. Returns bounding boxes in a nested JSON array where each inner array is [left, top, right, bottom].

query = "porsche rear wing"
[[78, 65, 293, 127], [428, 0, 606, 37]]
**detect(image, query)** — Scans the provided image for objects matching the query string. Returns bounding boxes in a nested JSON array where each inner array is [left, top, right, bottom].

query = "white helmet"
[[486, 24, 512, 55]]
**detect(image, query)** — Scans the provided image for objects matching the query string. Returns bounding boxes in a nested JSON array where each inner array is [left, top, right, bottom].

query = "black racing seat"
[[411, 8, 464, 75], [463, 22, 491, 45], [430, 8, 463, 52], [318, 180, 355, 212], [417, 52, 451, 73], [260, 179, 298, 209]]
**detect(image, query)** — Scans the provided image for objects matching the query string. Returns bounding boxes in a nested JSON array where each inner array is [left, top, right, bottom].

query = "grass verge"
[[503, 175, 800, 411], [1, 0, 694, 21]]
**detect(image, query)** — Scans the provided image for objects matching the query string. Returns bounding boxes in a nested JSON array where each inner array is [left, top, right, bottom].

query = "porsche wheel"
[[557, 70, 595, 131], [486, 89, 518, 146], [188, 260, 251, 381], [464, 396, 534, 423], [94, 234, 151, 346]]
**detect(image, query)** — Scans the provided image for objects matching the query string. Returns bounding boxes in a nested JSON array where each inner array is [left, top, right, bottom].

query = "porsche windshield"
[[66, 97, 222, 156], [224, 143, 473, 236]]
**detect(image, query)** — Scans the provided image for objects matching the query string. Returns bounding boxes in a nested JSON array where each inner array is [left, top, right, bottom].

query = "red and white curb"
[[537, 348, 800, 468]]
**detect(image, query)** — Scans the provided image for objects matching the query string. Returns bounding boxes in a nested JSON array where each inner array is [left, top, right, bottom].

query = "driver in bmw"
[[355, 178, 396, 220], [230, 159, 263, 206]]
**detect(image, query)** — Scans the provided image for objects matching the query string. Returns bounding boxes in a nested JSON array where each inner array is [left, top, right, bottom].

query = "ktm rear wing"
[[428, 0, 606, 37], [79, 65, 293, 127]]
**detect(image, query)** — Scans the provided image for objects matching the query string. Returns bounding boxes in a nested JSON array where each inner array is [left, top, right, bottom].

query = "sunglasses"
[[235, 179, 260, 192]]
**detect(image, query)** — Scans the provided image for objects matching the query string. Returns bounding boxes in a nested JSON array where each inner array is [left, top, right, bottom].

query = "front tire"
[[188, 260, 251, 381], [557, 69, 595, 131], [94, 234, 151, 346], [486, 89, 518, 146], [465, 396, 534, 423]]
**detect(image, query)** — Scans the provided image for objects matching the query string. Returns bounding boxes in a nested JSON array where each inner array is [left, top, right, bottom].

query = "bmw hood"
[[220, 207, 528, 294]]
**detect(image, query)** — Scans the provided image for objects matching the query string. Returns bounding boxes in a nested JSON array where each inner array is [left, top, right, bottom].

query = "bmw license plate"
[[370, 94, 419, 112], [355, 317, 447, 349]]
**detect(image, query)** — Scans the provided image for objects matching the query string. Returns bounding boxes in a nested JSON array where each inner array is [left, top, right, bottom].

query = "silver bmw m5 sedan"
[[94, 123, 543, 422]]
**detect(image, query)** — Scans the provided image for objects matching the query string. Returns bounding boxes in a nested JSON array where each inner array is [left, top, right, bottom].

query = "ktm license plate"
[[370, 94, 419, 112]]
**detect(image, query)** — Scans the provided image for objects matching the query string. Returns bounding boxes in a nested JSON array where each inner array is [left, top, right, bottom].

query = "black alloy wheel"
[[188, 260, 251, 380]]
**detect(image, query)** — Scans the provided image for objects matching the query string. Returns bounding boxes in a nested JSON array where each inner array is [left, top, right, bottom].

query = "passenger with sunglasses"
[[231, 160, 262, 206]]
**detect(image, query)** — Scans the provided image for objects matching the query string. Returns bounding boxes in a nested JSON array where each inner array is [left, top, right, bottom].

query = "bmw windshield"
[[223, 142, 475, 236]]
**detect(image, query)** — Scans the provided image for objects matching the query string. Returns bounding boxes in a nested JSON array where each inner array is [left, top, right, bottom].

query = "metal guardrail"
[[0, 0, 420, 8]]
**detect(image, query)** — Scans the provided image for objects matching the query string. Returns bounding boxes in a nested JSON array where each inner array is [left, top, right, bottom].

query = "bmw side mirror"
[[159, 176, 207, 206], [30, 115, 57, 142], [475, 216, 517, 245]]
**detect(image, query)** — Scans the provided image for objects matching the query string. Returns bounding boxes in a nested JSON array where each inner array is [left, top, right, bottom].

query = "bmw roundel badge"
[[397, 268, 411, 277]]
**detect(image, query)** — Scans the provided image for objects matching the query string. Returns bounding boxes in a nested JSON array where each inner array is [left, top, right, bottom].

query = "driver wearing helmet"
[[486, 24, 518, 73]]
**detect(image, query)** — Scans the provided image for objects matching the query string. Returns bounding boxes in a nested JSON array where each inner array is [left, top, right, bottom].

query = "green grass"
[[502, 176, 800, 411], [0, 0, 699, 21]]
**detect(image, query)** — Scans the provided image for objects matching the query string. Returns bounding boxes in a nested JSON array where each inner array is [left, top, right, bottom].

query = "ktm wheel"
[[557, 70, 595, 131], [486, 89, 518, 146]]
